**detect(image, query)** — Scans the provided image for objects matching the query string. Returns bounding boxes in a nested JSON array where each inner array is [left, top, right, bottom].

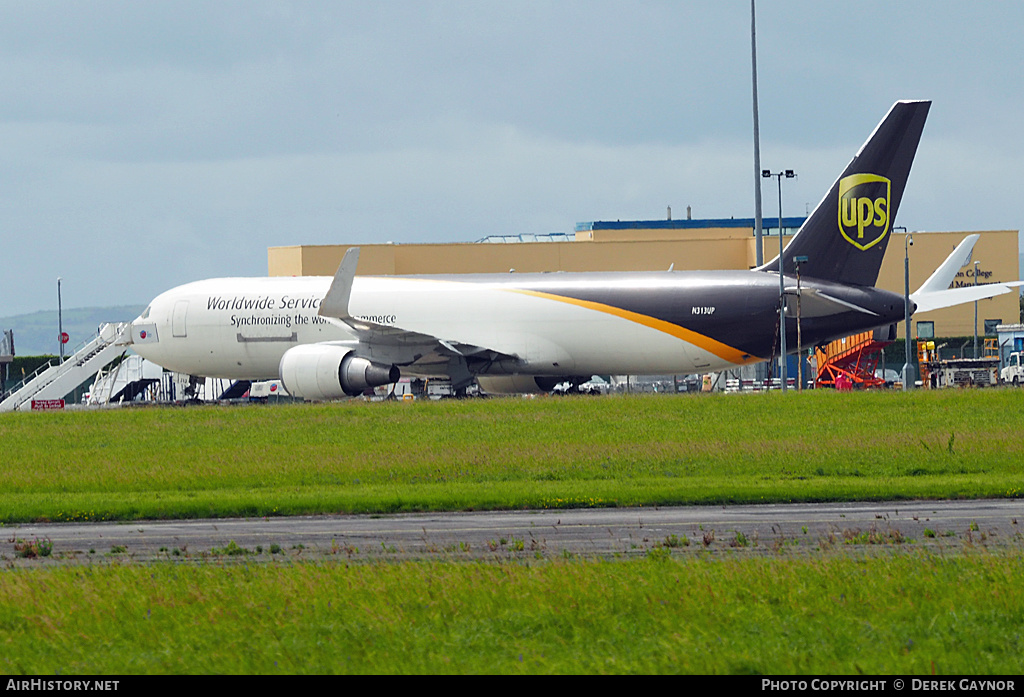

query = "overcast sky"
[[2, 1, 1023, 316]]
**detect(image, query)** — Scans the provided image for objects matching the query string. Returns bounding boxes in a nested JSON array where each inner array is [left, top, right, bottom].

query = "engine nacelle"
[[279, 344, 400, 400], [476, 375, 565, 395]]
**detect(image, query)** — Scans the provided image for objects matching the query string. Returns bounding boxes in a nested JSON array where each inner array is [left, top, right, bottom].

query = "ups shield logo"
[[838, 174, 891, 251]]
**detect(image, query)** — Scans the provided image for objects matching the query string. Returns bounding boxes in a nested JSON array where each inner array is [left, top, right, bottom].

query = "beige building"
[[268, 219, 1020, 340]]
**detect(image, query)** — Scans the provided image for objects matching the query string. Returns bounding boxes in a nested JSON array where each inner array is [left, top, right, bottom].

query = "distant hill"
[[0, 306, 145, 357]]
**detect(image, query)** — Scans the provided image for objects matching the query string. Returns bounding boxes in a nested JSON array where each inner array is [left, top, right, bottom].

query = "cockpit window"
[[140, 306, 151, 319]]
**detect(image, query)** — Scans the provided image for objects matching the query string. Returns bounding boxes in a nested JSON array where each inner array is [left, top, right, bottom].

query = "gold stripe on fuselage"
[[507, 288, 762, 366]]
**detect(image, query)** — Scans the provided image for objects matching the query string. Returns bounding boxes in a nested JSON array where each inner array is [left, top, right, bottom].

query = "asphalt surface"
[[5, 499, 1023, 565]]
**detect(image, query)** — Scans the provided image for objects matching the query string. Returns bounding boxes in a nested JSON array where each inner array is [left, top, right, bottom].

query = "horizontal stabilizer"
[[784, 288, 878, 318]]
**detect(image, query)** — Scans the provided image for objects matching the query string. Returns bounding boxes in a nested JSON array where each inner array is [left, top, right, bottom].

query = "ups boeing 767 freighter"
[[128, 101, 1020, 398]]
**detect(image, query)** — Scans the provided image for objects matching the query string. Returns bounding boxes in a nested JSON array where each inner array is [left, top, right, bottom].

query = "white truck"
[[1001, 352, 1024, 385]]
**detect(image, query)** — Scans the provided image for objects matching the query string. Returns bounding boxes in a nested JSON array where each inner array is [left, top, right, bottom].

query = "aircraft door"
[[172, 300, 189, 338]]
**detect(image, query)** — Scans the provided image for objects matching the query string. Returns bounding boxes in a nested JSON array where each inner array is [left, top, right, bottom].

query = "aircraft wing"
[[317, 248, 518, 370], [909, 235, 1024, 313], [915, 234, 980, 295], [911, 281, 1024, 314]]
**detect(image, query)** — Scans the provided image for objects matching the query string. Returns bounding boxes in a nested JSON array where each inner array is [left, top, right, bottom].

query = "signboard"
[[60, 332, 70, 345], [31, 399, 65, 411]]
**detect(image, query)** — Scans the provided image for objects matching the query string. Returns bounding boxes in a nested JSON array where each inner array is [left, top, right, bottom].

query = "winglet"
[[906, 234, 1024, 313], [318, 247, 360, 320], [915, 234, 980, 295], [911, 280, 1024, 314]]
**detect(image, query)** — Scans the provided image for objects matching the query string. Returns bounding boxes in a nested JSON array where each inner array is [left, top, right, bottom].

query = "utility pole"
[[58, 277, 64, 362], [751, 0, 764, 267], [750, 0, 766, 385]]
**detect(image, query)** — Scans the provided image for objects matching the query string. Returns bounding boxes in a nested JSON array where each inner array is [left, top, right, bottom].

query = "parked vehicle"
[[1001, 352, 1024, 385]]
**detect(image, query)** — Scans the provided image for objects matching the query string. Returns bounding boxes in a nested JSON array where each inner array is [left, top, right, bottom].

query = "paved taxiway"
[[6, 499, 1022, 564]]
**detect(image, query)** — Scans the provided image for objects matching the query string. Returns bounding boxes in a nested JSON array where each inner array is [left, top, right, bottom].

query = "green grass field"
[[3, 389, 1023, 675], [2, 553, 1022, 674], [0, 389, 1022, 523]]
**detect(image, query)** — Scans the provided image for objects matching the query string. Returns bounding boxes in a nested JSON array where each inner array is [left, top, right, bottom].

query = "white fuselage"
[[131, 272, 767, 381]]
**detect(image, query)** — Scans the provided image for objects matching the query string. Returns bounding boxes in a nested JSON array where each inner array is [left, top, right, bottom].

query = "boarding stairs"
[[217, 380, 252, 400], [813, 329, 892, 390], [86, 354, 163, 406], [0, 323, 131, 412]]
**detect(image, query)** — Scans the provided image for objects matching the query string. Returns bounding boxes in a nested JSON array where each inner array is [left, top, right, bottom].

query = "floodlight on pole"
[[762, 169, 796, 392], [897, 228, 913, 390], [793, 255, 809, 391], [973, 260, 980, 359]]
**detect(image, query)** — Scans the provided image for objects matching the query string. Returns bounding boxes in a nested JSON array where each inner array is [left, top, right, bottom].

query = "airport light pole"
[[973, 260, 980, 358], [750, 1, 767, 386], [794, 255, 808, 391], [57, 277, 64, 362], [763, 169, 795, 391], [751, 0, 764, 267], [900, 230, 913, 390]]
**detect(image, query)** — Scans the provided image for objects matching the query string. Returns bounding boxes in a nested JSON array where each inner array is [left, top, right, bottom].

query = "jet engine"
[[279, 344, 400, 400], [476, 375, 565, 395]]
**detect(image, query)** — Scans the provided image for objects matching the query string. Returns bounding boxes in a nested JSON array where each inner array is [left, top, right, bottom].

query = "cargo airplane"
[[129, 100, 1021, 397]]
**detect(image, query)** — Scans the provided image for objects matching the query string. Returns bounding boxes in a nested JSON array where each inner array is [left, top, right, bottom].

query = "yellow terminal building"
[[268, 217, 1020, 343]]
